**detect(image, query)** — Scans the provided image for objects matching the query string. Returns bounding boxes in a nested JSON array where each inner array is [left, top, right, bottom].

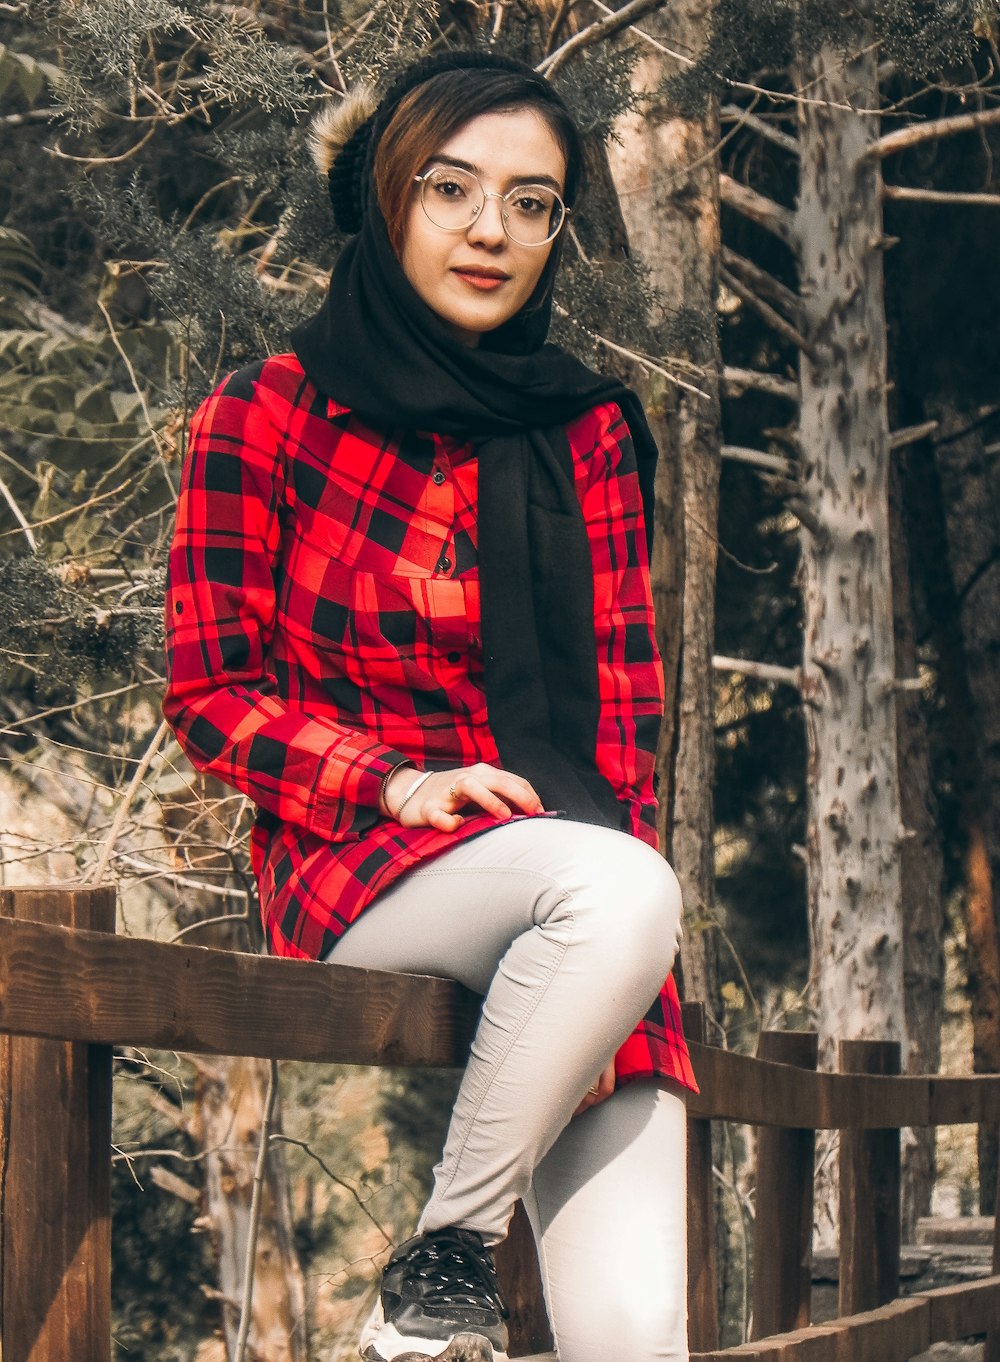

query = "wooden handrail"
[[2, 914, 998, 1127], [3, 888, 1000, 1362], [0, 914, 481, 1068]]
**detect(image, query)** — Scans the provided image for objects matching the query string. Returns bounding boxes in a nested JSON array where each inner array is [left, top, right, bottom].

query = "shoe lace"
[[398, 1228, 509, 1319]]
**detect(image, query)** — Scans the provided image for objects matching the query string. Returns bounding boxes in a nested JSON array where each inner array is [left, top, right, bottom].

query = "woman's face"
[[400, 107, 568, 346]]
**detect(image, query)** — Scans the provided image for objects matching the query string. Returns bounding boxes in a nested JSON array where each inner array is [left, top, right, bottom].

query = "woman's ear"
[[309, 85, 378, 178]]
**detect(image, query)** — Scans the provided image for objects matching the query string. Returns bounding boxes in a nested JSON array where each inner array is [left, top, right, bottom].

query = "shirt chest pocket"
[[291, 563, 477, 690]]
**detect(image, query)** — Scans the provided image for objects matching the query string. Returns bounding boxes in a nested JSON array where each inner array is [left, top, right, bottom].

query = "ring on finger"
[[449, 783, 459, 800], [588, 1083, 600, 1095]]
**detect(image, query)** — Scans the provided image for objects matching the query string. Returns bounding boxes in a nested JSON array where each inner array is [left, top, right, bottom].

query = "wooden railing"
[[1, 884, 999, 1362]]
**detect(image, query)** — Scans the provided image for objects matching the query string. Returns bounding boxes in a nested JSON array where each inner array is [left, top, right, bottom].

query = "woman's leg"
[[524, 1080, 688, 1362], [327, 817, 683, 1243]]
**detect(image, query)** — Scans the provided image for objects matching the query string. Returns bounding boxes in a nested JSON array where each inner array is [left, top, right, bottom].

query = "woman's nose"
[[466, 193, 507, 247]]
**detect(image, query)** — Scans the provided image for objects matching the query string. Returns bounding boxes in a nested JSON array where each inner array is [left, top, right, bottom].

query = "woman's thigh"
[[325, 816, 681, 997]]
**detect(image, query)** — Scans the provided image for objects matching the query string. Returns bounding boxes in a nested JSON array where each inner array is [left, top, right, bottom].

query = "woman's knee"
[[564, 829, 683, 980]]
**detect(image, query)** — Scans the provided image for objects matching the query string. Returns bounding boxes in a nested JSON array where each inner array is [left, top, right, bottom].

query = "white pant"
[[328, 818, 689, 1362]]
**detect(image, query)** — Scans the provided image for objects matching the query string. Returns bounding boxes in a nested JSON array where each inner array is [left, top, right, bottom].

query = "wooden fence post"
[[838, 1037, 902, 1316], [683, 1000, 719, 1352], [494, 1200, 553, 1358], [751, 1029, 818, 1338], [987, 1142, 1000, 1362], [0, 885, 116, 1362]]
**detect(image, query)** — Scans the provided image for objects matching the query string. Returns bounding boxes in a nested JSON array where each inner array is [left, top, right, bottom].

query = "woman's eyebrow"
[[430, 153, 563, 191]]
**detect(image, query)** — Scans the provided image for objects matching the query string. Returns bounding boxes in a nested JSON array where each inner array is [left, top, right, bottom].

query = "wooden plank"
[[751, 1031, 818, 1339], [990, 1167, 1000, 1362], [838, 1040, 902, 1317], [929, 1076, 1000, 1126], [686, 1041, 931, 1129], [684, 1002, 720, 1353], [693, 1295, 928, 1361], [912, 1273, 1000, 1342], [0, 916, 481, 1066], [0, 886, 116, 1362], [495, 1200, 553, 1358]]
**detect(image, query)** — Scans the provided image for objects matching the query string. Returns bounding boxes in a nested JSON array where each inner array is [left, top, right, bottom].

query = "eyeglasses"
[[413, 165, 568, 247]]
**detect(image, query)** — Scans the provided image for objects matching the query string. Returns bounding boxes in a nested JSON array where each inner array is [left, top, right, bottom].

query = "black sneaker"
[[359, 1226, 510, 1361]]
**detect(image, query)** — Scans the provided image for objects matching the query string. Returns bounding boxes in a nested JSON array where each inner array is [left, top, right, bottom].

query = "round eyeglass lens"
[[419, 167, 564, 245]]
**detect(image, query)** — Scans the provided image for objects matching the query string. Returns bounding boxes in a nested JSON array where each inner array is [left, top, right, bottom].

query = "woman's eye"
[[433, 177, 467, 199], [513, 193, 548, 216]]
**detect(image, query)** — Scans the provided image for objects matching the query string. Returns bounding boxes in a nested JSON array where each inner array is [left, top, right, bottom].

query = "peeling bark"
[[607, 0, 723, 1019], [796, 37, 905, 1066]]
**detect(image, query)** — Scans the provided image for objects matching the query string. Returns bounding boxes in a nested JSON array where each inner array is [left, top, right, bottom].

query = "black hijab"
[[292, 51, 661, 828]]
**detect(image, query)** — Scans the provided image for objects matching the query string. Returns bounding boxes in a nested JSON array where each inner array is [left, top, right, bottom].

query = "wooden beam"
[[0, 915, 481, 1067], [913, 1273, 1000, 1343], [838, 1039, 902, 1316], [495, 1201, 553, 1358], [0, 886, 116, 1362], [751, 1031, 818, 1339], [692, 1294, 928, 1360], [684, 1002, 719, 1353]]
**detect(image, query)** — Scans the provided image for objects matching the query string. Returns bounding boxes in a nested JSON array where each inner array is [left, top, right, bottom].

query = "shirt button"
[[432, 468, 446, 485], [436, 555, 452, 573], [447, 651, 461, 663]]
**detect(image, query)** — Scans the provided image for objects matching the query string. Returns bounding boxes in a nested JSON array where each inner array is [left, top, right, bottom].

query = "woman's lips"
[[452, 268, 509, 291]]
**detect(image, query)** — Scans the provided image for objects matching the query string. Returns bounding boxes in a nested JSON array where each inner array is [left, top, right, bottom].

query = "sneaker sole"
[[361, 1333, 505, 1362]]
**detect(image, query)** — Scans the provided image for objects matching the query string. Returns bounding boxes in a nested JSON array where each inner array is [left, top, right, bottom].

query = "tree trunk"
[[162, 772, 309, 1359], [607, 0, 723, 1022], [795, 36, 905, 1080], [193, 1056, 307, 1359], [923, 403, 1000, 1213], [889, 452, 944, 1241]]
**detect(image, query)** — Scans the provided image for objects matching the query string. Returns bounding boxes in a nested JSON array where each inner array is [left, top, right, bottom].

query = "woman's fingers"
[[572, 1061, 617, 1117], [393, 764, 544, 829], [450, 764, 543, 815]]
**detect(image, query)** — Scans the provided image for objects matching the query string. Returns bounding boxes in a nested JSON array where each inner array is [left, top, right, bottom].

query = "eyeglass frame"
[[412, 165, 571, 247]]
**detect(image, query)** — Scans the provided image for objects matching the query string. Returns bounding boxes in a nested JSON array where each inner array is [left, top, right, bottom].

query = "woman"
[[164, 50, 696, 1362]]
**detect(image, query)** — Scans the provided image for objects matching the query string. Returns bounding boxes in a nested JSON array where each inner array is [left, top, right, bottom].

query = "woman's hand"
[[573, 1061, 616, 1117], [384, 762, 545, 832]]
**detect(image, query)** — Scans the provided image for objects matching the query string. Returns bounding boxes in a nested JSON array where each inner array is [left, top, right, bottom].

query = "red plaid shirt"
[[163, 353, 695, 1092]]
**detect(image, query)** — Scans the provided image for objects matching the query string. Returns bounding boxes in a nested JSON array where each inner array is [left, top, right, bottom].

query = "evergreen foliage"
[[665, 0, 1000, 115]]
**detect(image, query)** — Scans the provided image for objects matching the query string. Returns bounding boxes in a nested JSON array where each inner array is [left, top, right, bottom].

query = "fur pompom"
[[309, 85, 378, 178]]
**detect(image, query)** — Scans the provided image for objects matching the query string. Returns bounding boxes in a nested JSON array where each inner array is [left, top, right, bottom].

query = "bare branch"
[[0, 471, 38, 551], [720, 174, 797, 246], [234, 1060, 279, 1362], [553, 303, 712, 401], [536, 0, 668, 77], [2, 107, 62, 125], [723, 365, 798, 402], [869, 104, 1000, 160], [150, 1165, 201, 1204], [270, 1134, 394, 1244], [721, 444, 796, 476], [84, 717, 171, 886], [890, 419, 938, 450], [883, 184, 1000, 208], [722, 248, 801, 322], [720, 104, 798, 156], [720, 265, 817, 360], [713, 654, 802, 689], [587, 0, 695, 65]]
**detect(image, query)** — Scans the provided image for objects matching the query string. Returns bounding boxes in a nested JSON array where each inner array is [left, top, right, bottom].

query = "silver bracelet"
[[379, 760, 413, 815], [392, 769, 434, 821]]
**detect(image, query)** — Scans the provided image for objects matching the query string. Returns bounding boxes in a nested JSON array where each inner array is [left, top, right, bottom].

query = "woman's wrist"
[[391, 769, 434, 822], [379, 761, 414, 817]]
